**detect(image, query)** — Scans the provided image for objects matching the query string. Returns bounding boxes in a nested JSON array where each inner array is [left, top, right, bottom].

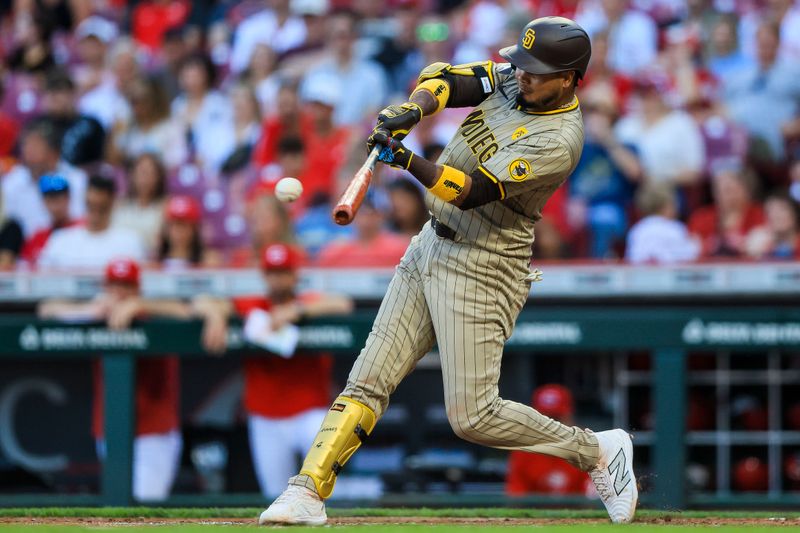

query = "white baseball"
[[275, 177, 303, 203]]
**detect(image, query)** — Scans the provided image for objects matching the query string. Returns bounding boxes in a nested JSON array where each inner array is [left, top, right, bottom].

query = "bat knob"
[[333, 207, 353, 225]]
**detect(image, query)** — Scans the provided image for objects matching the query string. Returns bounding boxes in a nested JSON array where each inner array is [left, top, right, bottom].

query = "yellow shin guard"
[[299, 396, 376, 498]]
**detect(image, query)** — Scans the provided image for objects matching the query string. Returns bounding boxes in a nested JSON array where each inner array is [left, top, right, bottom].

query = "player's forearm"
[[38, 300, 104, 321], [191, 295, 232, 319], [138, 299, 194, 319], [409, 83, 445, 117], [302, 295, 354, 318], [406, 156, 501, 209]]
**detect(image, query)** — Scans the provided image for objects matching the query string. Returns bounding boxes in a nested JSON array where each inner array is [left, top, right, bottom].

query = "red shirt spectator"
[[0, 112, 19, 158], [132, 0, 191, 51], [688, 169, 765, 257], [506, 385, 591, 495], [234, 293, 333, 418], [89, 259, 179, 438], [92, 357, 180, 438], [20, 174, 80, 265], [252, 87, 306, 167], [317, 201, 410, 268], [232, 243, 353, 418], [254, 75, 352, 203]]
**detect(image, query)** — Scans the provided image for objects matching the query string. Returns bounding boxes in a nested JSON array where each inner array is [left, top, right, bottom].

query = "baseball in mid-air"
[[275, 177, 303, 202]]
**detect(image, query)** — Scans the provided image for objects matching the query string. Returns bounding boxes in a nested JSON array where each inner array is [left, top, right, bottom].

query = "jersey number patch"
[[508, 158, 533, 181]]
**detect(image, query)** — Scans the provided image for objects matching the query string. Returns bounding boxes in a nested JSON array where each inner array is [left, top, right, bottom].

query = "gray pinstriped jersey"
[[428, 63, 584, 259]]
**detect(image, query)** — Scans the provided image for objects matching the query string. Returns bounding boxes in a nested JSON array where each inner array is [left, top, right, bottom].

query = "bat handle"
[[365, 144, 382, 170]]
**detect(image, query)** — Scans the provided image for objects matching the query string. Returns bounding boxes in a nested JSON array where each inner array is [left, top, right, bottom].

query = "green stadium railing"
[[2, 306, 800, 509]]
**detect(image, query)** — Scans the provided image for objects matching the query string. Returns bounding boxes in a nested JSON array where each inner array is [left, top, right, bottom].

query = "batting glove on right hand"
[[370, 128, 414, 170], [374, 102, 423, 141]]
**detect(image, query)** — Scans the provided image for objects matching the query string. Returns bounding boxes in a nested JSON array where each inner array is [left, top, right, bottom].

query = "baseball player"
[[38, 258, 228, 501], [231, 243, 354, 498], [260, 17, 637, 525]]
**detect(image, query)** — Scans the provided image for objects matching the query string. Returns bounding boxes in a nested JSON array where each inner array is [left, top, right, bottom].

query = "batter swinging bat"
[[332, 145, 382, 225]]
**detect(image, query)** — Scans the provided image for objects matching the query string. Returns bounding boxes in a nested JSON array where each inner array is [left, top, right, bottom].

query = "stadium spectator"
[[614, 74, 705, 188], [0, 211, 23, 270], [579, 30, 633, 113], [575, 0, 658, 76], [39, 175, 145, 268], [722, 21, 800, 168], [230, 0, 307, 75], [505, 385, 591, 495], [316, 197, 409, 267], [252, 82, 304, 167], [277, 0, 331, 80], [0, 80, 20, 159], [706, 15, 749, 82], [300, 9, 388, 126], [6, 8, 56, 74], [220, 83, 262, 174], [453, 0, 509, 64], [738, 0, 800, 61], [151, 28, 190, 101], [1, 117, 87, 238], [568, 94, 641, 258], [171, 53, 234, 173], [20, 175, 80, 266], [157, 195, 219, 269], [688, 168, 765, 258], [111, 76, 188, 170], [625, 183, 701, 264], [131, 0, 192, 53], [293, 173, 356, 258], [74, 23, 135, 132], [229, 193, 296, 267], [368, 0, 421, 96], [221, 242, 353, 498], [41, 69, 107, 170], [71, 16, 119, 97], [745, 192, 800, 259], [37, 257, 228, 501], [386, 179, 429, 239], [112, 154, 168, 257], [298, 75, 352, 204], [242, 43, 282, 116]]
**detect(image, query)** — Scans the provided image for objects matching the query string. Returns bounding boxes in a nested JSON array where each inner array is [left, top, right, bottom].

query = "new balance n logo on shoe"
[[608, 449, 631, 495]]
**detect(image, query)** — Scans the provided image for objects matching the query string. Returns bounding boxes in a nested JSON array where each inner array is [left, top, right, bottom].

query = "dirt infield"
[[2, 516, 798, 527]]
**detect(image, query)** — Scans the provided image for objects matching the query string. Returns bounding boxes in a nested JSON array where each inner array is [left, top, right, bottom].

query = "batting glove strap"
[[375, 103, 423, 140]]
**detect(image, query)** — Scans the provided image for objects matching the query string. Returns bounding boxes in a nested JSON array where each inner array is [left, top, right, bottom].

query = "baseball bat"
[[332, 145, 382, 225]]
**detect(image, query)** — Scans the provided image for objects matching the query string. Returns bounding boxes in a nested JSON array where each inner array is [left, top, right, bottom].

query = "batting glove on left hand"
[[369, 128, 414, 170], [374, 102, 423, 140]]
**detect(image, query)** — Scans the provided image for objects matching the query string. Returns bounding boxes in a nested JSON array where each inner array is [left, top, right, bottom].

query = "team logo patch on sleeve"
[[508, 158, 533, 181], [511, 127, 528, 140]]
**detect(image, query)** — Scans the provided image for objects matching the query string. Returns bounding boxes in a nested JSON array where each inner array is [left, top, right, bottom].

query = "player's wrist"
[[402, 102, 424, 121]]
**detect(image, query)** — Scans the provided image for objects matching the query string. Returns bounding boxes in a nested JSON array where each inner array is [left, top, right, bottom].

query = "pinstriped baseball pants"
[[342, 223, 600, 471]]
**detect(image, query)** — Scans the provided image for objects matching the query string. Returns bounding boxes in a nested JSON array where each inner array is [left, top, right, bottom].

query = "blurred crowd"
[[0, 0, 799, 271]]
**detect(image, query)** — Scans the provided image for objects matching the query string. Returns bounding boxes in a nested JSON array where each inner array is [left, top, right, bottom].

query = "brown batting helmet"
[[499, 17, 592, 79]]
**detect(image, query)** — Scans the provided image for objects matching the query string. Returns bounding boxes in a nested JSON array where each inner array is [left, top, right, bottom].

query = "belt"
[[431, 216, 456, 241]]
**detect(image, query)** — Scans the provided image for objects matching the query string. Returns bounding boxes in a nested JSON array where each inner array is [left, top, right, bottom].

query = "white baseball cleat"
[[589, 429, 638, 524], [258, 485, 327, 526]]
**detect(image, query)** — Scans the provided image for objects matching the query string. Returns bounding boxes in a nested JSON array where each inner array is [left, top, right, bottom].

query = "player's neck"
[[517, 89, 576, 113], [544, 90, 577, 111]]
